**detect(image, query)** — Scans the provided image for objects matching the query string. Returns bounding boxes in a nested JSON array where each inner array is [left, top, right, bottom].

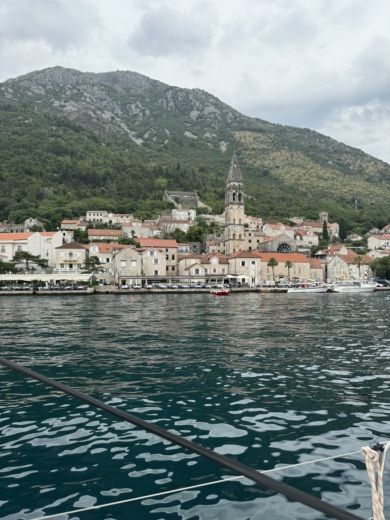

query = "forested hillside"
[[1, 66, 389, 235]]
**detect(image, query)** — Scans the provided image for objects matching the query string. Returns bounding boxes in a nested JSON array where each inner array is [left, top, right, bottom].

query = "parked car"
[[132, 284, 142, 289], [374, 278, 390, 287], [121, 284, 129, 289]]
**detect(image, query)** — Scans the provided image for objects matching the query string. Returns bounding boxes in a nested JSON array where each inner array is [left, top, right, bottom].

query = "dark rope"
[[0, 357, 364, 520]]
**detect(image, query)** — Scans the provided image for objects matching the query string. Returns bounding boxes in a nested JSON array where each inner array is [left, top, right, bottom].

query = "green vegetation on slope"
[[0, 67, 389, 235]]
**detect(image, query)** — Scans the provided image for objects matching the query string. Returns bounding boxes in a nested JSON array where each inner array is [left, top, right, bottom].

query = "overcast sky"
[[1, 0, 390, 162]]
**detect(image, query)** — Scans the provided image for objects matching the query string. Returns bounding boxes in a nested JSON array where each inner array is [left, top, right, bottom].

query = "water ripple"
[[0, 293, 389, 519]]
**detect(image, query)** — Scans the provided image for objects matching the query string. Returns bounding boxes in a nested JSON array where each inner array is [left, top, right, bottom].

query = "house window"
[[172, 266, 175, 271], [171, 254, 175, 260], [60, 263, 64, 268], [69, 263, 73, 269], [131, 260, 137, 267], [241, 261, 246, 267], [154, 258, 159, 264], [222, 268, 225, 274], [0, 245, 5, 253], [251, 261, 256, 265], [149, 250, 155, 256], [121, 260, 126, 268], [195, 268, 200, 275], [154, 270, 159, 276], [17, 245, 22, 252], [166, 255, 168, 260], [213, 268, 216, 273]]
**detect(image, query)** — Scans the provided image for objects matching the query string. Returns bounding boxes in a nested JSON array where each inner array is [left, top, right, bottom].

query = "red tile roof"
[[55, 241, 87, 250], [88, 229, 123, 236], [228, 251, 261, 258], [87, 243, 127, 253], [61, 219, 79, 224], [310, 258, 322, 269], [370, 234, 390, 240], [256, 252, 310, 263], [39, 232, 56, 237], [0, 232, 32, 241], [138, 238, 177, 248]]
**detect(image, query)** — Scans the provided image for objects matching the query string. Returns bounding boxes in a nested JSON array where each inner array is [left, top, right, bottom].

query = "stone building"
[[138, 238, 178, 276], [227, 251, 262, 286], [55, 242, 87, 273], [224, 154, 246, 255]]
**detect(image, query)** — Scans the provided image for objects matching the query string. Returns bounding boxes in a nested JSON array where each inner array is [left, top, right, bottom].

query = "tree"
[[13, 251, 48, 271], [353, 255, 363, 279], [171, 229, 186, 243], [322, 220, 329, 242], [285, 260, 293, 280], [370, 256, 390, 279], [118, 236, 136, 245], [267, 257, 278, 281], [82, 255, 104, 274], [74, 229, 89, 243], [0, 260, 18, 273]]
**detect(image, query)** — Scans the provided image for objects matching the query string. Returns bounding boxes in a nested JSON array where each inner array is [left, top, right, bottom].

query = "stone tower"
[[225, 154, 245, 255]]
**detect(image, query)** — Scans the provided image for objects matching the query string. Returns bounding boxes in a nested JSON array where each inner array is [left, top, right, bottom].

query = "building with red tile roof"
[[88, 229, 123, 241], [138, 238, 178, 275]]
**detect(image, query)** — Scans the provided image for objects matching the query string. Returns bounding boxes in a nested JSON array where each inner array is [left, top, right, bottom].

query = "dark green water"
[[0, 293, 389, 520]]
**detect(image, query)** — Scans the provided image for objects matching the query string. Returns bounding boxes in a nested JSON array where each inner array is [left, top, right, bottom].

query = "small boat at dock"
[[210, 288, 230, 296], [332, 280, 376, 293], [287, 283, 328, 293]]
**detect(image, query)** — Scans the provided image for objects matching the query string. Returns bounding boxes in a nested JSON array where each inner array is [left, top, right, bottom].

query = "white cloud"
[[0, 0, 102, 51], [128, 3, 216, 58], [320, 100, 390, 163]]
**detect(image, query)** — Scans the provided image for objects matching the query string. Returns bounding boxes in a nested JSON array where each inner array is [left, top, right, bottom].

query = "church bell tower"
[[225, 154, 245, 255]]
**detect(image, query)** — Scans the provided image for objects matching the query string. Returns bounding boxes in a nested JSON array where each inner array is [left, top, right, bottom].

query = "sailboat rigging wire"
[[29, 450, 363, 520], [0, 357, 364, 520]]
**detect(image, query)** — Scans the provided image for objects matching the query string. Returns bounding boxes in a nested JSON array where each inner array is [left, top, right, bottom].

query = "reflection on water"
[[0, 293, 389, 519]]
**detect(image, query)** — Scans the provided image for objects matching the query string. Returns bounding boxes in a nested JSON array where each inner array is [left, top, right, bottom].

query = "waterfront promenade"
[[0, 285, 389, 296]]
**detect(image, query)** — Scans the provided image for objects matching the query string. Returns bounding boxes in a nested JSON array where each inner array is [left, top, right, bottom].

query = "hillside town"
[[0, 155, 389, 290]]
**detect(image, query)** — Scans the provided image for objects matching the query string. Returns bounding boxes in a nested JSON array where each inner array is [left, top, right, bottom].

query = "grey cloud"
[[351, 37, 390, 102], [0, 0, 101, 51], [319, 100, 390, 162], [128, 4, 215, 57]]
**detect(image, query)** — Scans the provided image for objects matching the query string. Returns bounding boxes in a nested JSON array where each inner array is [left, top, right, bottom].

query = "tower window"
[[232, 192, 236, 201], [238, 193, 242, 202]]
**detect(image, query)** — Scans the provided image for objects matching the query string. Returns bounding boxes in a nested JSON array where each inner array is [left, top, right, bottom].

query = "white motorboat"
[[332, 280, 376, 293], [287, 283, 328, 293]]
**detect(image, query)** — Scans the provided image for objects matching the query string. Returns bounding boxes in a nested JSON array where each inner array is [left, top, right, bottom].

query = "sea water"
[[0, 292, 389, 519]]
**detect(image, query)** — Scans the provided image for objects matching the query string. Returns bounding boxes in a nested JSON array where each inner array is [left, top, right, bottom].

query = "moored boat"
[[287, 283, 328, 293], [210, 288, 230, 296], [332, 280, 376, 293]]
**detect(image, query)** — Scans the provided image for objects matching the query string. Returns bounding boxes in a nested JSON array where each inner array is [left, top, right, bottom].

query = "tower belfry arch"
[[224, 154, 245, 255]]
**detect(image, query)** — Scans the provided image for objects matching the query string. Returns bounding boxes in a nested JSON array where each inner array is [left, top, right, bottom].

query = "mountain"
[[1, 66, 389, 234]]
